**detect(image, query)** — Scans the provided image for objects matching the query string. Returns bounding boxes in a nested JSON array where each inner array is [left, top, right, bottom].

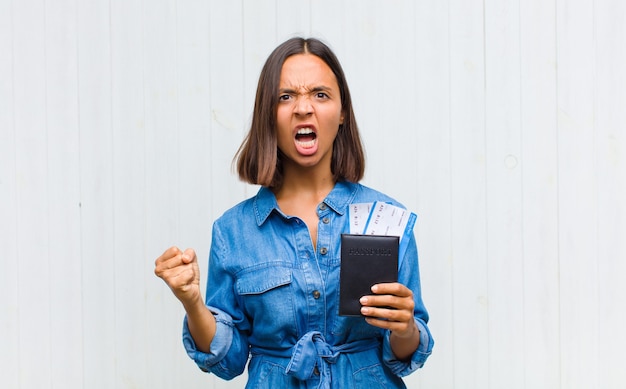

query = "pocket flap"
[[235, 265, 292, 295]]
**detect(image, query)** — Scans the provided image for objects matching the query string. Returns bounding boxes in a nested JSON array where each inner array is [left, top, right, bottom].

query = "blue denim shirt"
[[183, 181, 433, 388]]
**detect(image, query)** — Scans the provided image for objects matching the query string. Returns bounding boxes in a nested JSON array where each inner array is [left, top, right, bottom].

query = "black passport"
[[339, 234, 399, 316]]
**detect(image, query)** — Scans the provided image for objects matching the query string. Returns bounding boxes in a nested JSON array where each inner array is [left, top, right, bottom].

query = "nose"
[[294, 95, 313, 116]]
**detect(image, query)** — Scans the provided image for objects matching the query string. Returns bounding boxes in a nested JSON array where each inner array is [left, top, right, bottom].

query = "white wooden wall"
[[1, 0, 624, 388]]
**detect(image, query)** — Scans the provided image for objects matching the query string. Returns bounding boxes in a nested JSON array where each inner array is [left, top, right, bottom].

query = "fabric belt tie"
[[252, 331, 379, 389]]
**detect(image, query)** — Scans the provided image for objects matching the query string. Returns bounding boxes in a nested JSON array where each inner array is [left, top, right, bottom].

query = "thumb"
[[181, 248, 196, 264]]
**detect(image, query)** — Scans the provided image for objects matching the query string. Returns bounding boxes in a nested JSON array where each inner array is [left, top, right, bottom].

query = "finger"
[[361, 293, 414, 311], [181, 248, 197, 264], [361, 304, 413, 328], [364, 316, 414, 334], [155, 249, 186, 277], [155, 246, 182, 266], [361, 302, 412, 319], [371, 282, 412, 297]]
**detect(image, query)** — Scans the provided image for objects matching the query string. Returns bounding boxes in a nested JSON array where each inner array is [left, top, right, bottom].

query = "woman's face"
[[276, 53, 344, 171]]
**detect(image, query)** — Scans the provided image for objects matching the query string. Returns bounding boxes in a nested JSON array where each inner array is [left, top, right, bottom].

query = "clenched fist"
[[154, 246, 202, 306]]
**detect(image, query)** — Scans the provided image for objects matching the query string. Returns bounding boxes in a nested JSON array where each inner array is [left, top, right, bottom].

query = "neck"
[[274, 163, 335, 202]]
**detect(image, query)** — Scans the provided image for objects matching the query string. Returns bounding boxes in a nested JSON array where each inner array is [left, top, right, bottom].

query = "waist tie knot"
[[284, 331, 379, 389]]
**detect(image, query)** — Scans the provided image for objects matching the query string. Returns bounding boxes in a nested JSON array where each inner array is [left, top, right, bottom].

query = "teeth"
[[297, 128, 314, 135], [296, 139, 315, 147]]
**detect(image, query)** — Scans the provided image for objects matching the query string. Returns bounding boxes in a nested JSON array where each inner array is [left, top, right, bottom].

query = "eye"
[[279, 94, 292, 102], [315, 92, 329, 99]]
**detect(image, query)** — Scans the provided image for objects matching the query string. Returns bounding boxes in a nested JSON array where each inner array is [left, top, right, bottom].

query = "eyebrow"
[[279, 85, 333, 94], [310, 86, 332, 92]]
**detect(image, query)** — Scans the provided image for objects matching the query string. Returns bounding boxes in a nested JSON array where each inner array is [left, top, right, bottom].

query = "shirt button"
[[319, 203, 327, 211], [322, 217, 330, 224], [320, 247, 328, 255], [312, 290, 321, 299]]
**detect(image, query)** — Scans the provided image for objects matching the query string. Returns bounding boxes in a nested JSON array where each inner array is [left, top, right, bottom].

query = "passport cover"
[[339, 234, 399, 316]]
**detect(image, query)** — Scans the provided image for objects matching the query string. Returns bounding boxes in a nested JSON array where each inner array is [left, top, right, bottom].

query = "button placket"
[[317, 203, 331, 256]]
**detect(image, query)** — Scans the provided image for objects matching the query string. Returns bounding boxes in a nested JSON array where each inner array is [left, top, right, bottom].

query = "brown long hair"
[[235, 37, 365, 188]]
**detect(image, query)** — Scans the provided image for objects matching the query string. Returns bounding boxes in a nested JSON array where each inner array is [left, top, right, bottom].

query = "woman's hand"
[[360, 282, 420, 360], [359, 282, 415, 334], [154, 246, 202, 307]]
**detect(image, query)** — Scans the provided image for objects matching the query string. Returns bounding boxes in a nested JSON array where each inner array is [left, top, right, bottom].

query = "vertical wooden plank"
[[0, 1, 19, 388], [556, 0, 599, 388], [13, 0, 52, 387], [77, 0, 116, 386], [109, 0, 147, 387], [44, 0, 83, 387], [595, 1, 626, 387], [484, 0, 525, 387], [449, 0, 489, 387], [519, 0, 561, 388], [413, 0, 454, 387]]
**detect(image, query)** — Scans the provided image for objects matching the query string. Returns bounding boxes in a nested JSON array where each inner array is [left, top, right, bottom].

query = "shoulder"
[[213, 186, 275, 230], [214, 195, 257, 226]]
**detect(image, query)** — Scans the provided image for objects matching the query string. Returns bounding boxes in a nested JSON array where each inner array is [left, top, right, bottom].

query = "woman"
[[154, 37, 433, 388]]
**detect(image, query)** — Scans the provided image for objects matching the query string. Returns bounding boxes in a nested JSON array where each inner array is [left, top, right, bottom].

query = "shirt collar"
[[253, 181, 359, 226]]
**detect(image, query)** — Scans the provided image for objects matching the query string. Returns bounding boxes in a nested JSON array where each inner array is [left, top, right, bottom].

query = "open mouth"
[[295, 127, 317, 148]]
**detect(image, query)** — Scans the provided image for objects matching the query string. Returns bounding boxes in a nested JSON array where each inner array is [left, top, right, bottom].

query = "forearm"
[[183, 295, 217, 353]]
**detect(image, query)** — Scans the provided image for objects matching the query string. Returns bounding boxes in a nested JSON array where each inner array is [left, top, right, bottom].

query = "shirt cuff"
[[182, 306, 234, 372], [382, 318, 434, 376]]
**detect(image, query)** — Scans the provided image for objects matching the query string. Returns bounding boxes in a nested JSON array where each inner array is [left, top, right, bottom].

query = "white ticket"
[[363, 201, 415, 239], [348, 202, 373, 234]]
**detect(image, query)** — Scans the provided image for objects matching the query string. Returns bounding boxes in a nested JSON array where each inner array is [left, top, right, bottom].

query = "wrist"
[[181, 292, 205, 315], [391, 321, 418, 340]]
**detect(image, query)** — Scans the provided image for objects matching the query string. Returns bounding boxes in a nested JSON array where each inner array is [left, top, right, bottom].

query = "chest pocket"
[[235, 264, 296, 339]]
